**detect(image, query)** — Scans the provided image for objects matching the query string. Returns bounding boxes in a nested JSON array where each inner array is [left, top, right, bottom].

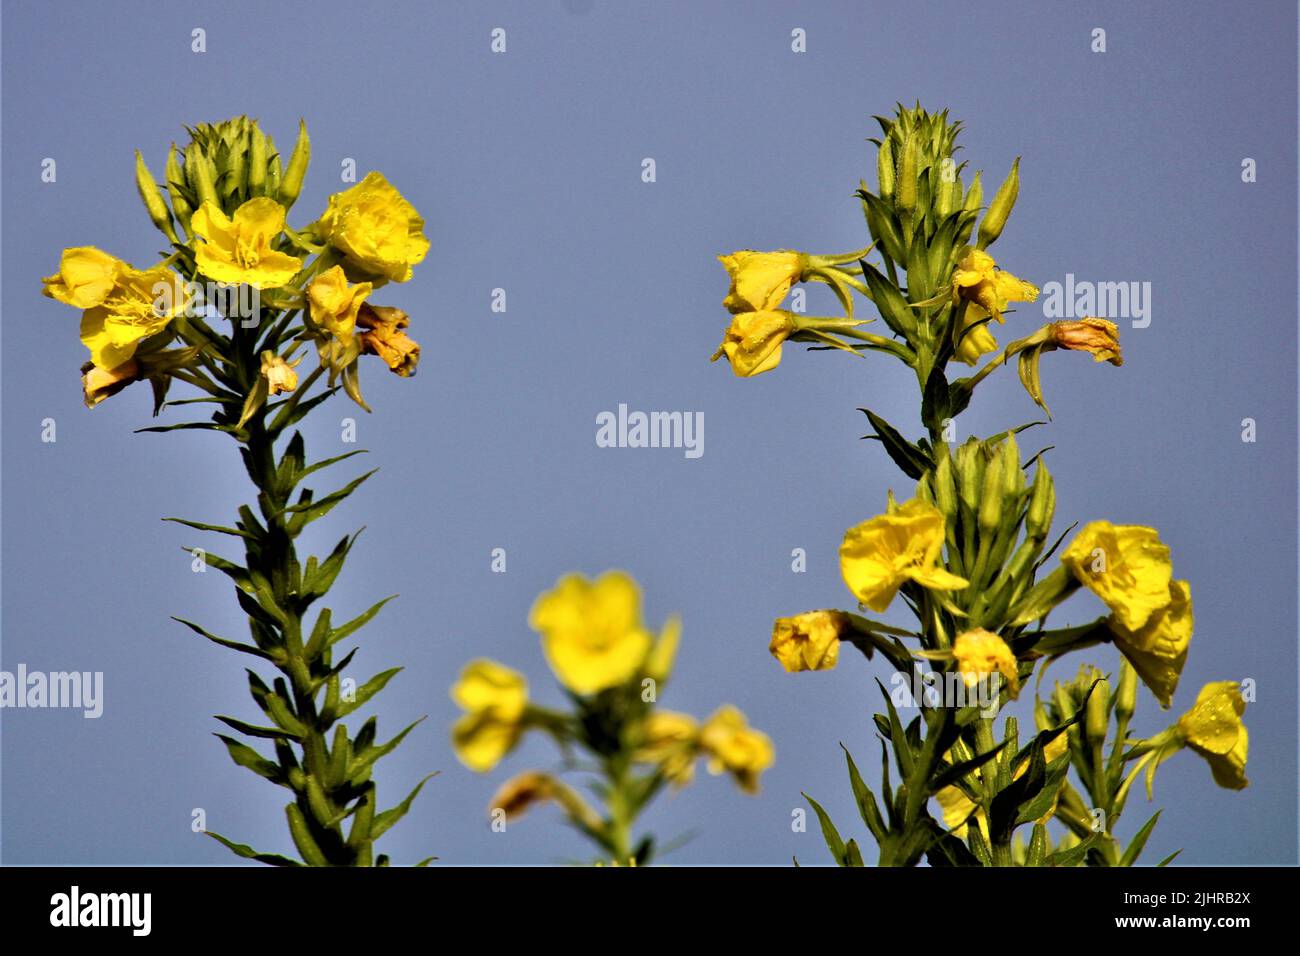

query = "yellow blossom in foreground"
[[839, 498, 969, 612], [718, 250, 805, 312], [191, 198, 303, 289], [307, 266, 372, 374], [770, 610, 846, 672], [42, 247, 125, 308], [1049, 318, 1123, 366], [1177, 681, 1249, 790], [78, 263, 188, 370], [635, 709, 700, 786], [80, 359, 139, 408], [1061, 521, 1174, 633], [317, 172, 430, 283], [450, 659, 528, 772], [1111, 580, 1193, 708], [952, 628, 1019, 698], [955, 313, 1000, 366], [260, 351, 300, 395], [951, 247, 1039, 325], [357, 304, 420, 377], [711, 310, 796, 377], [699, 705, 773, 793], [529, 571, 652, 695]]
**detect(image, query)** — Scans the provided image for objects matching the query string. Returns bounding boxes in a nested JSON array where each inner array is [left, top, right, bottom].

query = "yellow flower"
[[635, 710, 700, 786], [42, 247, 125, 308], [952, 628, 1019, 698], [306, 266, 372, 375], [839, 498, 969, 612], [357, 304, 420, 377], [78, 263, 188, 370], [718, 250, 805, 312], [954, 314, 1000, 366], [316, 172, 430, 283], [1061, 521, 1174, 632], [699, 705, 773, 793], [1049, 318, 1123, 366], [770, 610, 846, 672], [450, 659, 528, 772], [81, 359, 139, 408], [260, 351, 300, 396], [1111, 580, 1193, 708], [951, 247, 1039, 324], [710, 310, 796, 377], [529, 571, 653, 695], [1176, 681, 1248, 790], [191, 198, 303, 289]]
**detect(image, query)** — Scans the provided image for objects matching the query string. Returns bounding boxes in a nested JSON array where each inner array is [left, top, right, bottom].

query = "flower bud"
[[876, 136, 895, 202], [247, 124, 268, 196], [896, 132, 919, 219], [978, 452, 1003, 533], [185, 143, 219, 211], [956, 440, 984, 515], [1025, 460, 1054, 539], [999, 434, 1023, 499], [1085, 673, 1111, 743], [978, 157, 1019, 248], [963, 171, 983, 212], [934, 452, 958, 518], [134, 151, 176, 243], [279, 119, 311, 209], [165, 145, 193, 235], [1116, 658, 1138, 723]]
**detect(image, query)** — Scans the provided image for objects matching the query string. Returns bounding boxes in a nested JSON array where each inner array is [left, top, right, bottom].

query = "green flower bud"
[[978, 157, 1019, 249], [963, 170, 983, 212], [185, 143, 219, 211], [1000, 434, 1023, 499], [279, 119, 311, 210], [1116, 659, 1138, 723], [896, 131, 919, 219], [956, 439, 984, 515], [134, 151, 176, 243], [934, 452, 958, 518], [1026, 460, 1054, 538], [1085, 674, 1111, 743], [247, 124, 268, 196], [877, 136, 895, 202], [978, 452, 1003, 532], [165, 144, 193, 235]]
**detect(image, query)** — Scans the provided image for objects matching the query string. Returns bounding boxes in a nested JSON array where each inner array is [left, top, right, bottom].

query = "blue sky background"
[[2, 0, 1295, 865]]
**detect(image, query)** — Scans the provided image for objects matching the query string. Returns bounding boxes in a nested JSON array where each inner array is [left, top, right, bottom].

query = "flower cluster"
[[719, 104, 1246, 867], [451, 571, 772, 864], [40, 117, 435, 867]]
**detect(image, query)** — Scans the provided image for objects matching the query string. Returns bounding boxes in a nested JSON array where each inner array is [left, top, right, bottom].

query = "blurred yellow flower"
[[642, 614, 682, 683], [42, 246, 125, 308], [699, 705, 773, 793], [1111, 580, 1193, 708], [1061, 521, 1174, 632], [635, 709, 700, 786], [951, 247, 1039, 325], [839, 498, 969, 612], [78, 263, 188, 370], [711, 310, 796, 377], [718, 250, 805, 312], [770, 610, 846, 672], [529, 571, 654, 695], [357, 304, 420, 377], [317, 172, 430, 283], [450, 658, 528, 772], [1177, 681, 1249, 790], [191, 198, 303, 289], [952, 628, 1019, 697]]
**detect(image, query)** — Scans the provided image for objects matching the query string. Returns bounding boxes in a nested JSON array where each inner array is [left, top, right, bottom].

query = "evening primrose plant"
[[452, 571, 773, 865], [42, 116, 432, 866], [714, 104, 1248, 867]]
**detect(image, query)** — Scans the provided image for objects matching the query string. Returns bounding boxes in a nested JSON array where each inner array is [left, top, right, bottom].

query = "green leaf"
[[164, 516, 256, 539], [371, 773, 439, 840], [349, 716, 426, 783], [204, 830, 302, 866], [328, 595, 399, 648], [337, 667, 404, 718], [214, 734, 287, 786], [930, 740, 1007, 793], [1156, 849, 1182, 867], [802, 792, 849, 866], [861, 260, 915, 337], [300, 449, 369, 481], [841, 745, 887, 841], [215, 714, 303, 741], [859, 408, 930, 479], [1044, 832, 1101, 868], [283, 469, 379, 533], [172, 616, 274, 661], [1119, 810, 1162, 867]]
